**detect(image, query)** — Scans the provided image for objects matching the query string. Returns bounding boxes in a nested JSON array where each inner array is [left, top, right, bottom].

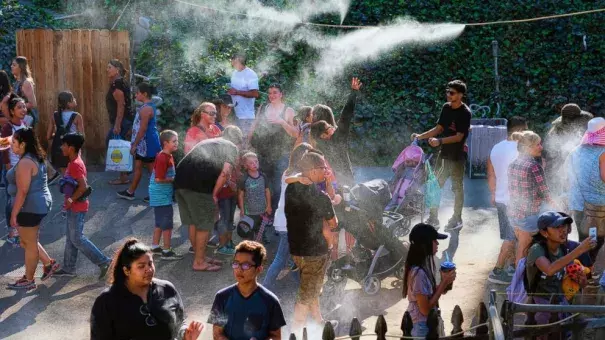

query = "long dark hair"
[[57, 91, 74, 117], [108, 59, 127, 77], [108, 238, 152, 286], [13, 127, 46, 163], [0, 70, 11, 98], [402, 225, 437, 299]]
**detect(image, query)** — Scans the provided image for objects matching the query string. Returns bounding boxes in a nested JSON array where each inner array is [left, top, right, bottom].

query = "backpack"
[[50, 111, 77, 166], [506, 242, 568, 303]]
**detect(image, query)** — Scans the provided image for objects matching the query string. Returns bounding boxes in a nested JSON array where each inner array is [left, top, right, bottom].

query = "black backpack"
[[523, 242, 569, 296], [50, 111, 77, 167]]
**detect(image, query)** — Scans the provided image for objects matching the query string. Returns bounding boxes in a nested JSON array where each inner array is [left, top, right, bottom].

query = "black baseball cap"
[[409, 223, 448, 244], [537, 211, 573, 230]]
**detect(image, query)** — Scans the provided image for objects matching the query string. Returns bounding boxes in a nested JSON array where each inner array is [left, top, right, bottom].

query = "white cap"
[[587, 117, 605, 133]]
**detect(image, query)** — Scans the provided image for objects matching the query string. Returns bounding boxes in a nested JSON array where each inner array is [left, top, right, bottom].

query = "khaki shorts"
[[175, 189, 215, 231], [292, 255, 329, 305]]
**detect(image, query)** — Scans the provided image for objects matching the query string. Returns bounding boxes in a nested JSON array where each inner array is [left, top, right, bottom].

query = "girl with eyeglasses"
[[183, 102, 222, 154], [91, 238, 203, 340], [117, 82, 161, 201]]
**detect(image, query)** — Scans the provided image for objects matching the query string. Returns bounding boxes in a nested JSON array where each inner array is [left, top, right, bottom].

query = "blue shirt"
[[208, 284, 286, 340], [567, 145, 605, 211]]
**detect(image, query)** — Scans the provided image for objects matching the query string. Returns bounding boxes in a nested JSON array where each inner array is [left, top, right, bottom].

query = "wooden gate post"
[[375, 315, 387, 340], [451, 305, 464, 337], [401, 311, 413, 337], [426, 309, 439, 340], [349, 317, 362, 340]]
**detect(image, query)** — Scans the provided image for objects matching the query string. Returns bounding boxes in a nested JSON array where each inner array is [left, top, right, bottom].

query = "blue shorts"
[[496, 203, 515, 241], [510, 214, 539, 234], [154, 205, 174, 231]]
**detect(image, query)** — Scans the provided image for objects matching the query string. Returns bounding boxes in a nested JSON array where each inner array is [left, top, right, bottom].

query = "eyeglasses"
[[140, 304, 157, 327], [446, 90, 458, 96], [203, 110, 217, 116], [231, 262, 257, 271]]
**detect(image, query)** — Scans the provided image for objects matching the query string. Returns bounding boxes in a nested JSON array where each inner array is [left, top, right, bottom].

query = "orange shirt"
[[184, 124, 222, 154]]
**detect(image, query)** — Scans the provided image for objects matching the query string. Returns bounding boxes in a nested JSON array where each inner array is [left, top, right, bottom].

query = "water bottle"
[[342, 185, 351, 203]]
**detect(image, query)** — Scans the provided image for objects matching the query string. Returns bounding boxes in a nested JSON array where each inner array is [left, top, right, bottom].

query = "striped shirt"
[[149, 152, 175, 207]]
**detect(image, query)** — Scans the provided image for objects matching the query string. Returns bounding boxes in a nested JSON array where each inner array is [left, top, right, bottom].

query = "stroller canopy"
[[351, 179, 392, 222]]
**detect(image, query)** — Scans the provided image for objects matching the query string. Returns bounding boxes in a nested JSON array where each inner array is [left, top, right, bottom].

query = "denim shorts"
[[510, 214, 540, 234], [496, 203, 515, 241], [154, 205, 174, 230]]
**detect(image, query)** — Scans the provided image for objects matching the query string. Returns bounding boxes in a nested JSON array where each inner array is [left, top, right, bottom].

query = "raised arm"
[[336, 78, 362, 133]]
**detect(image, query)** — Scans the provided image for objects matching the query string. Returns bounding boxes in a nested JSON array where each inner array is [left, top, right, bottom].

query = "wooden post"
[[302, 328, 308, 340], [349, 317, 362, 340], [289, 333, 297, 340], [375, 315, 387, 340], [401, 311, 413, 337], [451, 305, 464, 337], [426, 309, 439, 340], [322, 321, 335, 340], [476, 302, 489, 336]]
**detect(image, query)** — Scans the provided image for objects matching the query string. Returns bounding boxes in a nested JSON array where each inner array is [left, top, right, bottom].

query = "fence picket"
[[289, 333, 297, 340], [375, 315, 387, 340], [401, 311, 413, 337], [427, 309, 439, 340], [303, 328, 308, 340], [322, 321, 335, 340], [451, 305, 464, 338], [476, 302, 488, 335], [349, 317, 362, 340]]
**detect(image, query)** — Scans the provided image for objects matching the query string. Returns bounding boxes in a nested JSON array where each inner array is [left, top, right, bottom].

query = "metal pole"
[[492, 40, 500, 94], [511, 303, 605, 314], [489, 290, 505, 340]]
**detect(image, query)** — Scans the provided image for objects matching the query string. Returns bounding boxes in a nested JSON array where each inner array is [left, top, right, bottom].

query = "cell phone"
[[589, 227, 597, 241]]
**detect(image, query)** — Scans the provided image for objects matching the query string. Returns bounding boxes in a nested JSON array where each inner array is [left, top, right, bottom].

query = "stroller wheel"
[[362, 276, 381, 295], [395, 266, 406, 280], [329, 268, 346, 283]]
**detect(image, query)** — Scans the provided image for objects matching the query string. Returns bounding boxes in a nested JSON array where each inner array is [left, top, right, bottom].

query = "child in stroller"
[[327, 179, 410, 295]]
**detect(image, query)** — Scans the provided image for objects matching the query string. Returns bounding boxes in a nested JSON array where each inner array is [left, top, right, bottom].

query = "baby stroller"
[[385, 141, 432, 236], [326, 179, 410, 295]]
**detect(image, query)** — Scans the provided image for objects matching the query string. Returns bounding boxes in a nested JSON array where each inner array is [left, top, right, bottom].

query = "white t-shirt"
[[490, 140, 518, 204], [230, 67, 259, 120], [272, 174, 288, 232]]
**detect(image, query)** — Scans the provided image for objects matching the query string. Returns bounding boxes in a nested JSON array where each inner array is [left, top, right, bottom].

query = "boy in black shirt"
[[285, 151, 338, 334], [411, 80, 471, 231]]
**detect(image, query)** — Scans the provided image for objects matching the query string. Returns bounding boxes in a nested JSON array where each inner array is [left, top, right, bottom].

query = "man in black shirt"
[[285, 151, 337, 333], [411, 80, 471, 231], [174, 126, 242, 272]]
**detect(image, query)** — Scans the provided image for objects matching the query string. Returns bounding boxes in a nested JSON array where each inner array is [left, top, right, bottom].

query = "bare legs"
[[18, 226, 51, 281], [515, 228, 533, 266]]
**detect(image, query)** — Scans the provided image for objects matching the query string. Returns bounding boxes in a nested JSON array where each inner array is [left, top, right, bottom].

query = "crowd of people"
[[1, 51, 604, 339]]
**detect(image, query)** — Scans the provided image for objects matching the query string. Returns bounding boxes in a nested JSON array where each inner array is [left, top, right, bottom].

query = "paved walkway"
[[0, 168, 503, 339]]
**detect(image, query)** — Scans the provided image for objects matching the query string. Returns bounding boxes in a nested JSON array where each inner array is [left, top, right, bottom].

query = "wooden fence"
[[16, 29, 130, 164]]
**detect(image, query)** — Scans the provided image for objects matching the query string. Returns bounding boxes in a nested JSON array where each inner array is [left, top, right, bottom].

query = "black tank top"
[[106, 78, 133, 125]]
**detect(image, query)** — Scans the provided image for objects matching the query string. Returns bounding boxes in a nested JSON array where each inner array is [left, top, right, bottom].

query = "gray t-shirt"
[[526, 243, 566, 296], [406, 266, 436, 323], [238, 172, 269, 215]]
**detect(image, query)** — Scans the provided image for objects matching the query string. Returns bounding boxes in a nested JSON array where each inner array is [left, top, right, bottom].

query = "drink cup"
[[440, 261, 456, 292]]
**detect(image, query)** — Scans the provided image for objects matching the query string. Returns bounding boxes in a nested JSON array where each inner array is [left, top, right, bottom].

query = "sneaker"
[[207, 236, 219, 249], [151, 246, 163, 255], [53, 268, 76, 277], [143, 196, 150, 203], [188, 246, 195, 254], [41, 260, 60, 281], [444, 217, 463, 232], [7, 276, 36, 290], [117, 190, 135, 201], [161, 249, 184, 261], [216, 245, 236, 256], [47, 172, 61, 186], [426, 217, 440, 227], [506, 265, 516, 277], [98, 264, 110, 280], [488, 268, 512, 285]]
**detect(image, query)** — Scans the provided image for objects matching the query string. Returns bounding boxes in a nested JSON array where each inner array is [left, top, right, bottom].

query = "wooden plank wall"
[[15, 29, 130, 165]]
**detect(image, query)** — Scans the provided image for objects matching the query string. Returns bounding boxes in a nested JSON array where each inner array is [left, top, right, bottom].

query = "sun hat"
[[581, 117, 605, 146]]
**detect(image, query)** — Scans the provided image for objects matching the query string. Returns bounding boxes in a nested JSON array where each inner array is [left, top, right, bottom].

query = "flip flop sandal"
[[193, 264, 221, 272]]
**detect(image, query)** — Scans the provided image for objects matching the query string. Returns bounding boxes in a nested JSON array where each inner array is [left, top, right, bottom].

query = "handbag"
[[105, 136, 133, 172]]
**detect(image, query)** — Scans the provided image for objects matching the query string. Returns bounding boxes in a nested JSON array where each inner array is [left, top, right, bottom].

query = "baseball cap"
[[409, 223, 448, 245], [537, 211, 573, 230]]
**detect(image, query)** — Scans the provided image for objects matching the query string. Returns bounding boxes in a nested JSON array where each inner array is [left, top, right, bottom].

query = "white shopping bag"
[[105, 139, 133, 172]]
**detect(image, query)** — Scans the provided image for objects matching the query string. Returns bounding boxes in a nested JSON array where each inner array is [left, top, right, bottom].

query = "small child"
[[237, 152, 271, 241], [295, 106, 313, 146], [52, 133, 111, 279], [47, 91, 84, 175], [149, 130, 182, 260], [213, 159, 239, 255]]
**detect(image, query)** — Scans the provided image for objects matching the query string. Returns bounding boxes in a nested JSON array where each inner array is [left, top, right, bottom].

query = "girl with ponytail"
[[46, 91, 84, 173], [91, 238, 203, 340]]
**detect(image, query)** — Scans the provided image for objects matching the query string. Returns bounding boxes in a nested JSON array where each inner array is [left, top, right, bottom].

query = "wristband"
[[67, 198, 74, 204]]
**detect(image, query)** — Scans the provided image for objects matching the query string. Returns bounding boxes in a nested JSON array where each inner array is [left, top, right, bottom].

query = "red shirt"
[[65, 156, 90, 212], [184, 124, 221, 154]]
